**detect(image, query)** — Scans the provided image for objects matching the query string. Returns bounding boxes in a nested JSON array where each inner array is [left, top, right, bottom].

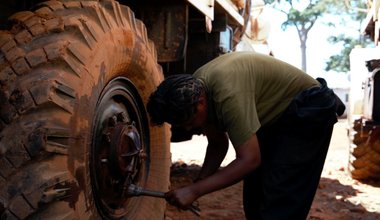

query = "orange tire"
[[0, 1, 170, 219], [349, 120, 380, 180]]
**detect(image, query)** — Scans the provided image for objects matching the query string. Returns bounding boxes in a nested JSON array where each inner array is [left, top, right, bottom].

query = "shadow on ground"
[[166, 162, 380, 220], [310, 177, 380, 220]]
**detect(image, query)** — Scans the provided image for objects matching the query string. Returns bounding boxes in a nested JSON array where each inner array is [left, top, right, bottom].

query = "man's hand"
[[165, 186, 199, 209]]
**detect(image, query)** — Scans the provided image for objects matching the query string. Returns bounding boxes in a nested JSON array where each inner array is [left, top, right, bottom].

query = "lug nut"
[[108, 115, 118, 126]]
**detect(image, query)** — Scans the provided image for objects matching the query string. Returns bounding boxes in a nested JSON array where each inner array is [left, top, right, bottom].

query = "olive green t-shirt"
[[193, 51, 319, 147]]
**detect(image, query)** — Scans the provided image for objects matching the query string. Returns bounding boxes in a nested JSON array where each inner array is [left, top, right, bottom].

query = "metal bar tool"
[[127, 184, 201, 216]]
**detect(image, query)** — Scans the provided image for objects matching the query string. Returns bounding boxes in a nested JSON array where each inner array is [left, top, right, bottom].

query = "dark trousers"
[[243, 78, 344, 220]]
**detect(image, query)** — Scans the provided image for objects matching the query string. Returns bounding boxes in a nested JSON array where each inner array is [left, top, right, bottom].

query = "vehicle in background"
[[348, 0, 380, 181]]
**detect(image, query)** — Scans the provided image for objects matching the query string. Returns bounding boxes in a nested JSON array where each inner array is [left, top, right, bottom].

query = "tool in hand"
[[127, 184, 201, 216]]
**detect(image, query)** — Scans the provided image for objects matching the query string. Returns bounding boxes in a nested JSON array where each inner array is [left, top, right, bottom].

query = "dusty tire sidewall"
[[72, 30, 168, 219]]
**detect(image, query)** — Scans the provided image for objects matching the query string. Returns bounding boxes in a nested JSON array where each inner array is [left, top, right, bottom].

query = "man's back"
[[194, 51, 319, 146]]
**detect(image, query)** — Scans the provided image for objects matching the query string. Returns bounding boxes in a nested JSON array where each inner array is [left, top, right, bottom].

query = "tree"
[[325, 35, 373, 72], [265, 0, 349, 72], [325, 0, 373, 73]]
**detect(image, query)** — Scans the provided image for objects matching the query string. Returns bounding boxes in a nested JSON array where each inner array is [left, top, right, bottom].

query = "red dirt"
[[165, 120, 380, 220]]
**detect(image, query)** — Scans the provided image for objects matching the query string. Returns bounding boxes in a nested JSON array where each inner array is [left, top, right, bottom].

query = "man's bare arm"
[[193, 133, 261, 196], [165, 132, 261, 209], [196, 125, 229, 181]]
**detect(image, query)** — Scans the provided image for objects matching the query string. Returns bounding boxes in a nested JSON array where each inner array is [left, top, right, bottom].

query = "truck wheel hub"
[[90, 78, 148, 218], [107, 121, 143, 179]]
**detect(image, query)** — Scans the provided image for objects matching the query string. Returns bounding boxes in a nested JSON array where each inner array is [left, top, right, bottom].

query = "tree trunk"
[[299, 30, 308, 72], [300, 39, 307, 72]]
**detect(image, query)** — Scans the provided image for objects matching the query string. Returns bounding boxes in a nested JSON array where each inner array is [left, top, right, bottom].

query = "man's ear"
[[198, 93, 207, 108], [198, 93, 206, 103]]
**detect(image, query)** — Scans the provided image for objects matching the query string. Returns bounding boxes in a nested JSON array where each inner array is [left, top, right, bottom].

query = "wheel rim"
[[90, 77, 150, 219]]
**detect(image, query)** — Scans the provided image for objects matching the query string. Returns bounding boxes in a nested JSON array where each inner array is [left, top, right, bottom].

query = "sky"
[[261, 5, 360, 88]]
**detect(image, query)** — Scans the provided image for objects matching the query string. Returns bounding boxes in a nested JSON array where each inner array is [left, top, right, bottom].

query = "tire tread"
[[349, 120, 380, 180], [1, 1, 167, 219]]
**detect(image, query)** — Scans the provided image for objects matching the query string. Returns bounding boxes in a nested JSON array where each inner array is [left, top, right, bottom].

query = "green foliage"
[[262, 0, 370, 73], [323, 0, 371, 73], [282, 7, 318, 30], [270, 0, 342, 31], [325, 35, 374, 72], [345, 0, 368, 21]]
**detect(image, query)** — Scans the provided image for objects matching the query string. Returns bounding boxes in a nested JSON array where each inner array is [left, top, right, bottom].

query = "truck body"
[[348, 0, 380, 181], [0, 0, 251, 219]]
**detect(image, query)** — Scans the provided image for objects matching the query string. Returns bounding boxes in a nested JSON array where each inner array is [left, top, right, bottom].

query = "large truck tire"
[[0, 1, 171, 219], [348, 119, 380, 180]]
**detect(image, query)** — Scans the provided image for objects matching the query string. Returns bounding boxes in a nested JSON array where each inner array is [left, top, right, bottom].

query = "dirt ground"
[[165, 119, 380, 220]]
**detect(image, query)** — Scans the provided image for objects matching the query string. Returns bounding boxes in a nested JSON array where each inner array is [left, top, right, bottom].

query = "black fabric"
[[242, 78, 342, 220], [147, 74, 202, 125], [287, 78, 345, 120]]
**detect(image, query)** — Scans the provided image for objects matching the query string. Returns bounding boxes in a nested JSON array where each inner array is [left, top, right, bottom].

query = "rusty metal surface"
[[138, 4, 188, 63]]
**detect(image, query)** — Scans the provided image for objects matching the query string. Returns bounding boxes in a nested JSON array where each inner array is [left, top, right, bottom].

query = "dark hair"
[[147, 74, 203, 125]]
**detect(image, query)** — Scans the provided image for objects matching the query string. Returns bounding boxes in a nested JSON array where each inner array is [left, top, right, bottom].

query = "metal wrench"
[[127, 184, 201, 216]]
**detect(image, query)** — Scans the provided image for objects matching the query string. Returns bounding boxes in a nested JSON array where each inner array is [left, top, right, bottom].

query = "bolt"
[[139, 150, 147, 160], [103, 132, 111, 143], [117, 112, 128, 122], [108, 115, 118, 126], [111, 179, 119, 185], [124, 164, 134, 173]]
